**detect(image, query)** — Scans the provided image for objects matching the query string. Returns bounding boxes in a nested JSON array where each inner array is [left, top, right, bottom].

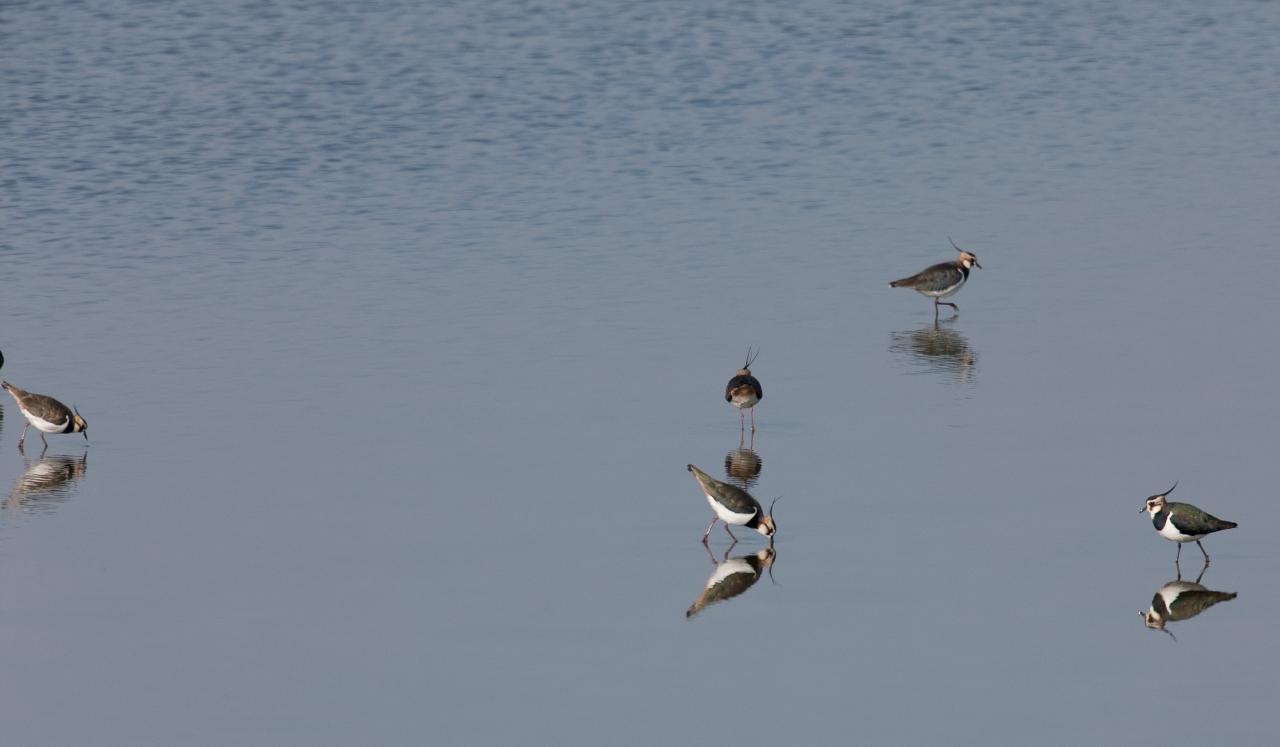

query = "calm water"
[[3, 0, 1280, 743]]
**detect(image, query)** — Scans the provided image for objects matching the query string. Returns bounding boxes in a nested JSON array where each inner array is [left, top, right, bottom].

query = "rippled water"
[[3, 0, 1280, 743]]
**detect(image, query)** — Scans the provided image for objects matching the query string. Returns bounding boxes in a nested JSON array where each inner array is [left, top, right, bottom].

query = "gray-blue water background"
[[3, 1, 1279, 744]]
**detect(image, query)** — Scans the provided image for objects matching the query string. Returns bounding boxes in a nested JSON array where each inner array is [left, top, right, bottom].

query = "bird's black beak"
[[974, 261, 983, 269]]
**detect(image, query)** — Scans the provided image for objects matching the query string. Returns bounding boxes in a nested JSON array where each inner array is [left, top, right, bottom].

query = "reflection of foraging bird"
[[2, 381, 88, 450], [889, 237, 982, 316], [724, 348, 763, 433], [1140, 482, 1236, 565], [1141, 564, 1237, 640], [686, 545, 777, 619], [687, 464, 777, 543]]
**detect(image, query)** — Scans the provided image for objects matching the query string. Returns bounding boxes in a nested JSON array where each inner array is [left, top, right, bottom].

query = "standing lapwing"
[[2, 382, 88, 451], [687, 464, 777, 543], [1140, 482, 1237, 565], [889, 237, 982, 317], [725, 348, 764, 433], [1140, 563, 1237, 640], [686, 544, 777, 619]]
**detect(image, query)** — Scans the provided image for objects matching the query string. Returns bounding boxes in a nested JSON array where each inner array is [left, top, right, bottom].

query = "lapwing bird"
[[725, 347, 764, 432], [687, 464, 777, 543], [1141, 566, 1237, 640], [5, 452, 88, 511], [1, 382, 88, 450], [1140, 482, 1237, 565], [724, 444, 763, 489], [889, 238, 982, 316], [888, 319, 977, 384], [686, 545, 777, 619]]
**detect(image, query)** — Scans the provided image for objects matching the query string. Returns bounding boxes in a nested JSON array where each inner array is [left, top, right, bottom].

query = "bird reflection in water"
[[686, 543, 777, 620], [4, 451, 89, 515], [724, 431, 763, 490], [1141, 561, 1237, 640], [888, 317, 977, 385]]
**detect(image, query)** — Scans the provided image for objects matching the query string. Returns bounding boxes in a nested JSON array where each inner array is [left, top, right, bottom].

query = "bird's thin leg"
[[40, 432, 48, 449], [940, 301, 959, 310], [1175, 543, 1182, 564], [18, 422, 28, 449], [1197, 540, 1210, 565], [750, 408, 756, 433], [1195, 560, 1209, 585], [723, 541, 737, 560], [702, 541, 719, 566], [702, 517, 718, 544], [723, 524, 738, 541]]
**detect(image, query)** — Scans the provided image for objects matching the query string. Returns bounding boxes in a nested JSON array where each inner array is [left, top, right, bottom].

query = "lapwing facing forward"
[[725, 348, 764, 433], [2, 382, 87, 450], [687, 464, 777, 543], [889, 238, 982, 317], [1140, 482, 1236, 565]]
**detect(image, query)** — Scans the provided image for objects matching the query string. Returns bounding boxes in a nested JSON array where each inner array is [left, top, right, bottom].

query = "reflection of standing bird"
[[890, 238, 982, 316], [725, 348, 763, 433], [1142, 569, 1237, 639], [724, 446, 763, 489], [3, 382, 88, 450], [687, 464, 777, 543], [686, 546, 776, 619], [1140, 482, 1236, 565]]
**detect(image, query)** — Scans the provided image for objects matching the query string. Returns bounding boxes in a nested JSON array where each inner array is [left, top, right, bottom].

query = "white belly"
[[705, 492, 756, 526], [20, 407, 68, 434], [729, 392, 759, 409], [1158, 514, 1201, 542]]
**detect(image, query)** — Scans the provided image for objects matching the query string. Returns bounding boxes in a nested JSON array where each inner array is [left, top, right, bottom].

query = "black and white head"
[[949, 237, 982, 270], [1140, 608, 1176, 640], [1140, 482, 1176, 516], [755, 496, 780, 539], [737, 346, 760, 376], [72, 406, 88, 439]]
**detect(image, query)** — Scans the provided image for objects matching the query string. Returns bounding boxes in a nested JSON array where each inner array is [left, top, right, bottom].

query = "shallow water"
[[3, 0, 1280, 743]]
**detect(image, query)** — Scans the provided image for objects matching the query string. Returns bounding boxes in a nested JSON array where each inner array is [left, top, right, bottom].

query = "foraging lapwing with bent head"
[[725, 348, 764, 433], [889, 237, 982, 317], [687, 464, 777, 544], [1140, 482, 1236, 565], [2, 382, 88, 451]]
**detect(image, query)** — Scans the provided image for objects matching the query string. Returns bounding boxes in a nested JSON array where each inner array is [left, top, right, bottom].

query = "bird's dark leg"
[[1196, 540, 1210, 565], [939, 301, 959, 310], [40, 432, 48, 449], [1195, 560, 1209, 585], [18, 422, 28, 449], [1175, 543, 1182, 564], [702, 517, 718, 544], [723, 541, 737, 560], [723, 524, 738, 541], [702, 541, 719, 566]]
